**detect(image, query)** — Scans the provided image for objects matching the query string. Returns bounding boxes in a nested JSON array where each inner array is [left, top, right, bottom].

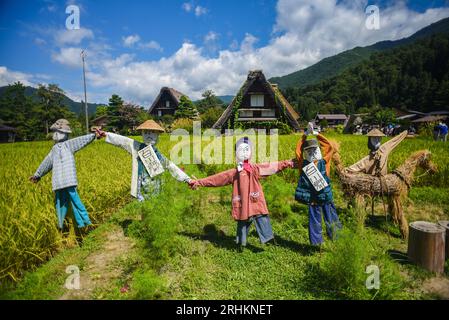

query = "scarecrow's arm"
[[295, 134, 307, 165], [66, 134, 95, 153], [317, 134, 335, 177], [378, 130, 407, 157], [154, 147, 191, 182], [257, 159, 297, 177], [194, 168, 236, 187], [346, 155, 371, 174], [33, 152, 53, 179], [105, 132, 140, 155]]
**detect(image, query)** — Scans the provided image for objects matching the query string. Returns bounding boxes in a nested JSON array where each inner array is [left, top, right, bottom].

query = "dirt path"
[[422, 276, 449, 299], [59, 227, 135, 300]]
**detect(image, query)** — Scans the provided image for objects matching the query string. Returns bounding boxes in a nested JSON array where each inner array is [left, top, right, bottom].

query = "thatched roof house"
[[148, 87, 187, 117], [315, 114, 348, 127], [212, 70, 300, 132], [0, 124, 17, 143]]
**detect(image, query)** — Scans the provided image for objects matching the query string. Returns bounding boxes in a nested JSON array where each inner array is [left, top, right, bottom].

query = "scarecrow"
[[188, 137, 297, 248], [30, 119, 103, 229], [102, 120, 191, 201], [345, 128, 408, 176], [295, 123, 341, 246]]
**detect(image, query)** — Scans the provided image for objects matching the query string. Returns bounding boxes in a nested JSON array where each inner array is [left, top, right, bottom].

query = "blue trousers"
[[308, 202, 341, 245], [55, 187, 92, 229], [236, 214, 273, 246]]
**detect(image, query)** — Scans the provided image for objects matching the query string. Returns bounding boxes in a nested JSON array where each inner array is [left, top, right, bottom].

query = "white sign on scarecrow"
[[138, 145, 164, 178], [303, 162, 329, 191]]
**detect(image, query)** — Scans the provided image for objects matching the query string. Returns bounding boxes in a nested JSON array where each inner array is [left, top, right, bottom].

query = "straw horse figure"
[[332, 150, 437, 238]]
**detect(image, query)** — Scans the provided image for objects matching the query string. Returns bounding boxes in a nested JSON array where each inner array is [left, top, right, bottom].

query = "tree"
[[106, 94, 124, 131], [174, 95, 198, 119], [94, 105, 109, 118], [200, 107, 223, 128], [195, 90, 224, 113], [0, 82, 78, 140], [36, 83, 73, 135]]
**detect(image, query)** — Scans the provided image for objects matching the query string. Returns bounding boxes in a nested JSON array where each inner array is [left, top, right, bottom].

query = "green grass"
[[1, 133, 448, 299]]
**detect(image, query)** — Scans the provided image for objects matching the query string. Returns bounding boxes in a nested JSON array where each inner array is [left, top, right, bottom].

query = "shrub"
[[171, 118, 194, 133], [130, 269, 165, 299]]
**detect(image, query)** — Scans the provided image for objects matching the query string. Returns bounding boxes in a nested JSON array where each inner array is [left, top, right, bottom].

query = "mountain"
[[0, 85, 104, 115], [269, 17, 449, 89], [217, 95, 234, 104]]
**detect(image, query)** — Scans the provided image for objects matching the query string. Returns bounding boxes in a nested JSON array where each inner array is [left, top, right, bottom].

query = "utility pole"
[[81, 50, 89, 133]]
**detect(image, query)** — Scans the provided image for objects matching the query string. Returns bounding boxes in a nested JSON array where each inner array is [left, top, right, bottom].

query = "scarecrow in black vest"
[[295, 123, 342, 245]]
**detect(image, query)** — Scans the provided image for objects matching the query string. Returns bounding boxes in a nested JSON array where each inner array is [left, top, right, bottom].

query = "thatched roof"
[[0, 125, 17, 132], [412, 115, 447, 123], [148, 87, 187, 113], [316, 114, 348, 121], [212, 70, 300, 130]]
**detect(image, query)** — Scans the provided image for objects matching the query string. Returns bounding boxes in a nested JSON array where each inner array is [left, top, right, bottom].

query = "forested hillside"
[[283, 33, 449, 120]]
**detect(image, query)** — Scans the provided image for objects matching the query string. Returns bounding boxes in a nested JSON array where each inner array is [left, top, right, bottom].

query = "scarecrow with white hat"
[[345, 128, 407, 176], [189, 136, 297, 248], [30, 119, 104, 229], [101, 120, 191, 201], [295, 123, 341, 246]]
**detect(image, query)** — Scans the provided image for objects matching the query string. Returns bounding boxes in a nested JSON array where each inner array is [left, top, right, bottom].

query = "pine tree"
[[174, 95, 199, 119]]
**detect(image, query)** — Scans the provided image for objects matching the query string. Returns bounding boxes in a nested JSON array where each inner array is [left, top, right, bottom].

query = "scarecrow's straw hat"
[[367, 128, 385, 137], [136, 120, 165, 133], [50, 119, 72, 133]]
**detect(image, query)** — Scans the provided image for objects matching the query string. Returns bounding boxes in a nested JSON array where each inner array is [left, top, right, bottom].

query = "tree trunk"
[[408, 221, 446, 274], [438, 220, 449, 261]]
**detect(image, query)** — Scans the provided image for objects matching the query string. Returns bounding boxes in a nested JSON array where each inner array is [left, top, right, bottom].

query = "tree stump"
[[407, 221, 446, 274], [438, 220, 449, 261]]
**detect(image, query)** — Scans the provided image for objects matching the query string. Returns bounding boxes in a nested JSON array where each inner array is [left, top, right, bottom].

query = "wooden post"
[[407, 221, 446, 274], [438, 220, 449, 261]]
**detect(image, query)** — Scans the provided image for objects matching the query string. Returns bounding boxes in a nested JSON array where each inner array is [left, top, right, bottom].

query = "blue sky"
[[1, 0, 449, 106]]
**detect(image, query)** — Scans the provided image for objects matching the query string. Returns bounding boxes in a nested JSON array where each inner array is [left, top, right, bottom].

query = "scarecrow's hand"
[[94, 128, 106, 139], [188, 180, 200, 190], [29, 176, 40, 183]]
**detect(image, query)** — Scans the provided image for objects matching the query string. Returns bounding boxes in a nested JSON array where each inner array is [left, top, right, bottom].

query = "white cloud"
[[34, 37, 47, 46], [204, 31, 219, 42], [54, 28, 94, 46], [122, 34, 162, 51], [51, 47, 83, 67], [182, 2, 193, 12], [140, 40, 163, 51], [240, 33, 258, 53], [195, 6, 208, 16], [182, 2, 208, 16], [0, 66, 35, 86], [122, 34, 141, 47]]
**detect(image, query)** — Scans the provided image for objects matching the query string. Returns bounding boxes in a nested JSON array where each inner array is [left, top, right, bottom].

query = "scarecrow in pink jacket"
[[189, 137, 297, 248]]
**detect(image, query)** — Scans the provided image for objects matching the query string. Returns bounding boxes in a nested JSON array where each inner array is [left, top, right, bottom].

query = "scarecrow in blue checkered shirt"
[[30, 119, 105, 229]]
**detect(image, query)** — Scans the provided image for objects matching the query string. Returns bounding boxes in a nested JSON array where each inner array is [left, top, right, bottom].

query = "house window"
[[165, 100, 170, 108], [239, 110, 252, 118], [158, 110, 162, 117], [250, 94, 264, 107], [261, 109, 275, 117]]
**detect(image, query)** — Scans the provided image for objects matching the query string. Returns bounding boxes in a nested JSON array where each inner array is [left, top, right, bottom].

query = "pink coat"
[[194, 160, 296, 221]]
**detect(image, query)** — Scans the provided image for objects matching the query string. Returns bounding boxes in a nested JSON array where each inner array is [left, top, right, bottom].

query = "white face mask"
[[143, 131, 159, 145], [304, 147, 322, 162], [236, 143, 252, 162], [52, 131, 67, 142], [369, 137, 382, 151]]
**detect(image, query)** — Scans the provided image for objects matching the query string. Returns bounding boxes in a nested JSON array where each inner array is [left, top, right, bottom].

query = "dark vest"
[[295, 159, 333, 205]]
